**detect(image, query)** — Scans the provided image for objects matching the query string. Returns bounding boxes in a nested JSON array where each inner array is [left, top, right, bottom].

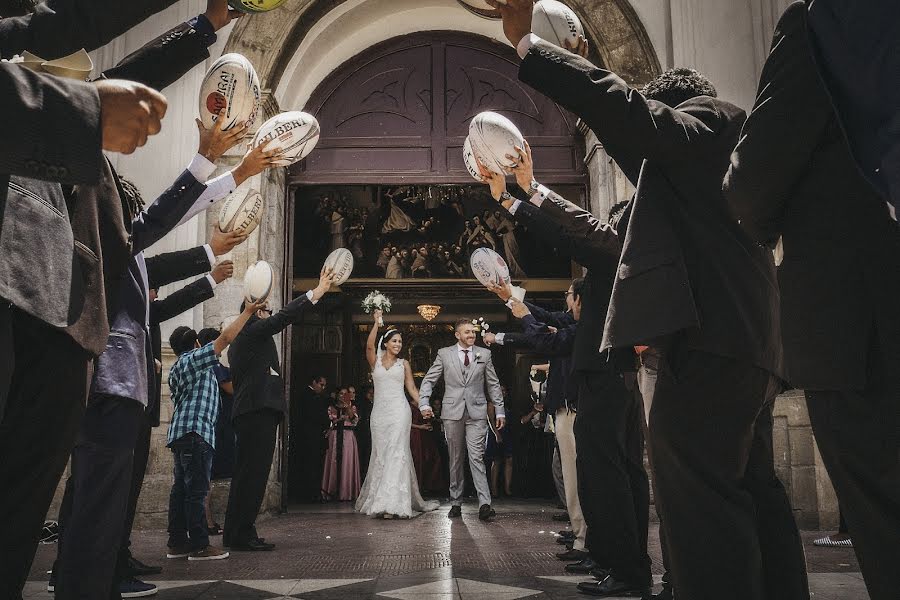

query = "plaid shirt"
[[167, 343, 221, 449]]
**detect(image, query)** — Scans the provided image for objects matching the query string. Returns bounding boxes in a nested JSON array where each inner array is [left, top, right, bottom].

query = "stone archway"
[[223, 0, 661, 96]]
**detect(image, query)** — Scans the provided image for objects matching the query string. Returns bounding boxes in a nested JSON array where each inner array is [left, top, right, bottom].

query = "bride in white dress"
[[355, 310, 440, 518]]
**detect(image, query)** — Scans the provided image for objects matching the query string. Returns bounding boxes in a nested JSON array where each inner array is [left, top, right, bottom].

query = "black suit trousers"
[[648, 349, 806, 600], [806, 351, 900, 600], [117, 416, 153, 567], [223, 408, 282, 546], [56, 394, 143, 600], [574, 370, 651, 587], [0, 306, 89, 599]]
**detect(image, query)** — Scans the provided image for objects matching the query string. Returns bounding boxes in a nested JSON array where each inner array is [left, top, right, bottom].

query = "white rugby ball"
[[469, 247, 511, 288], [463, 137, 486, 182], [468, 111, 525, 175], [243, 260, 274, 303], [252, 111, 321, 167], [533, 0, 584, 50], [323, 248, 354, 285], [219, 189, 264, 235], [199, 53, 261, 131]]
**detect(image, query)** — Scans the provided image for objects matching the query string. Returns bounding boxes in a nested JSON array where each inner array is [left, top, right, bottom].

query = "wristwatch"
[[528, 179, 541, 194], [499, 191, 513, 202]]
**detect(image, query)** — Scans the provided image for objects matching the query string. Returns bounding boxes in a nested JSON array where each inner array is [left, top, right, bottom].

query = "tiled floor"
[[28, 500, 868, 599]]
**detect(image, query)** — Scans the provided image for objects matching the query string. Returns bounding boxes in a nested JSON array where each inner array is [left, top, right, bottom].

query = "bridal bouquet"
[[362, 291, 392, 326], [472, 316, 490, 338]]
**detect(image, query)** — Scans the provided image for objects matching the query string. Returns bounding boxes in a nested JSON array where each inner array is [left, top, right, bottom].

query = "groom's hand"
[[420, 406, 435, 420], [496, 416, 506, 430]]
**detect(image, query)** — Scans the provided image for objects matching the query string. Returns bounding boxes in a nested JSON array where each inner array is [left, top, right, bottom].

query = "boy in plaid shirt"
[[165, 300, 261, 561]]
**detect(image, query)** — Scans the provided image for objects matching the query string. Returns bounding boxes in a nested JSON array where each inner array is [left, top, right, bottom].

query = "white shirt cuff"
[[517, 33, 540, 60], [187, 153, 217, 183], [306, 290, 318, 305], [495, 409, 506, 419], [205, 273, 218, 289], [530, 184, 552, 208], [203, 243, 215, 264], [494, 333, 505, 345], [175, 171, 237, 227], [508, 199, 522, 215]]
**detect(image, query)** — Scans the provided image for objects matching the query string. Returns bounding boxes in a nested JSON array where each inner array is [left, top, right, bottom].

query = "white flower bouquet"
[[472, 316, 490, 338], [362, 291, 392, 326]]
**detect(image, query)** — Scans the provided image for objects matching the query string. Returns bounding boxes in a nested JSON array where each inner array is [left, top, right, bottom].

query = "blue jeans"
[[167, 433, 214, 550]]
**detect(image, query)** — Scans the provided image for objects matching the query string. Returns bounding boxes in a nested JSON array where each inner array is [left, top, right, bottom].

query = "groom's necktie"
[[463, 349, 470, 367]]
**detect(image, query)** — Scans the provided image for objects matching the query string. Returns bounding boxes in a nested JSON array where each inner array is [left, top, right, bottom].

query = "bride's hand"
[[373, 308, 383, 324]]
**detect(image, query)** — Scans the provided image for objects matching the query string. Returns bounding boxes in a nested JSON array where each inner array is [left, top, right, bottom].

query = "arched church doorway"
[[283, 30, 590, 505]]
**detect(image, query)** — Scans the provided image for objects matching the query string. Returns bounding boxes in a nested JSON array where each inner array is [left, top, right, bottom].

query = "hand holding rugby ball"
[[469, 247, 512, 288], [532, 1, 584, 50], [219, 189, 264, 235], [323, 248, 355, 285], [468, 111, 525, 176], [252, 111, 321, 167]]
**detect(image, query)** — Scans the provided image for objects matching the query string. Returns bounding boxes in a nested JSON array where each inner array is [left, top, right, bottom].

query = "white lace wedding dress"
[[355, 356, 440, 518]]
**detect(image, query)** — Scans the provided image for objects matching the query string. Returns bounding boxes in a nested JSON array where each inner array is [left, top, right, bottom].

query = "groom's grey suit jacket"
[[419, 345, 504, 421]]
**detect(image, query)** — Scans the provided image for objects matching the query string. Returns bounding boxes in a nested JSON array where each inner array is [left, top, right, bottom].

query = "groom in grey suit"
[[419, 319, 505, 520]]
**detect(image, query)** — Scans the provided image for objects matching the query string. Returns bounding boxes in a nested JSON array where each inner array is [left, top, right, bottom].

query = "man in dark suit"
[[223, 268, 337, 551], [724, 4, 900, 599], [486, 5, 807, 599], [289, 374, 329, 502]]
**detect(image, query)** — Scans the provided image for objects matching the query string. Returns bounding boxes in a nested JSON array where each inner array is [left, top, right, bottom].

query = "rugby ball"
[[243, 260, 274, 303], [456, 0, 504, 18], [533, 0, 584, 50], [199, 53, 261, 131], [469, 247, 511, 288], [468, 111, 525, 175], [228, 0, 287, 12], [219, 189, 264, 235], [252, 111, 321, 167], [463, 137, 486, 182], [323, 248, 354, 286]]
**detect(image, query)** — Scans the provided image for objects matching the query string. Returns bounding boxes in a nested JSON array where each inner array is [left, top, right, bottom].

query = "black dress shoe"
[[448, 505, 462, 518], [127, 555, 162, 577], [558, 530, 575, 538], [576, 574, 649, 597], [564, 557, 598, 574], [556, 536, 574, 545], [590, 567, 611, 581], [478, 504, 496, 521], [556, 548, 588, 561], [229, 539, 275, 551]]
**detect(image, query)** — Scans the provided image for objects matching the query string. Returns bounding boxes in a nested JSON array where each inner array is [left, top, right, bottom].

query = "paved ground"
[[28, 500, 868, 599]]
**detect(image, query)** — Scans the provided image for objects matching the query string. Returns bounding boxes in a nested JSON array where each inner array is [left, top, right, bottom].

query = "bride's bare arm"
[[404, 360, 420, 404], [365, 309, 383, 369]]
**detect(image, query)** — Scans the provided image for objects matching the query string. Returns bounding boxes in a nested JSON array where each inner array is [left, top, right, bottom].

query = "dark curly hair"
[[643, 67, 717, 108], [117, 176, 145, 224]]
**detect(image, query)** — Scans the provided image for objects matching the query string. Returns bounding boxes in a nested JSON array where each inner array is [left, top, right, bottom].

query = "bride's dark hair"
[[379, 329, 402, 350]]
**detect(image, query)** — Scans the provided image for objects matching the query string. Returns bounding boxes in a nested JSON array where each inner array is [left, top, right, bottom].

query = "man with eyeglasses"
[[222, 267, 336, 552]]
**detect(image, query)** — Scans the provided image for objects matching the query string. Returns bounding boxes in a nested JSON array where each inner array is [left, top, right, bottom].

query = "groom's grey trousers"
[[443, 407, 491, 506]]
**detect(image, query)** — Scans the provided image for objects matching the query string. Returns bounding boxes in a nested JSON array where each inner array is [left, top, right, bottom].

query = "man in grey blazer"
[[419, 318, 505, 521]]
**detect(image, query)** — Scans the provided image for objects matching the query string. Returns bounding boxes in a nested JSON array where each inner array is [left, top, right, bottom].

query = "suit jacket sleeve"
[[514, 189, 621, 269], [145, 246, 213, 289], [244, 293, 312, 339], [484, 352, 504, 417], [0, 0, 179, 60], [520, 39, 724, 185], [0, 65, 101, 184], [100, 21, 213, 92], [521, 315, 576, 357], [418, 351, 444, 408], [149, 276, 213, 325], [129, 169, 207, 254], [723, 3, 832, 245], [523, 301, 571, 328]]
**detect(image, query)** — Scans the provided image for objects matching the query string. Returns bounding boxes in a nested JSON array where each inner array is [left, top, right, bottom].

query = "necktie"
[[463, 349, 470, 367]]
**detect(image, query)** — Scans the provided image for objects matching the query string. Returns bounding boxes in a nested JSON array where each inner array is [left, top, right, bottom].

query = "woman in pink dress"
[[321, 387, 361, 501]]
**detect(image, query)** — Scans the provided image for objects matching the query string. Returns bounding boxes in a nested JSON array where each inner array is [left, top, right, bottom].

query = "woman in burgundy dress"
[[321, 387, 361, 501], [409, 401, 446, 495]]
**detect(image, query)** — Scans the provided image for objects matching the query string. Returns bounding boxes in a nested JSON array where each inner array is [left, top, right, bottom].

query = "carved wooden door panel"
[[296, 31, 586, 185]]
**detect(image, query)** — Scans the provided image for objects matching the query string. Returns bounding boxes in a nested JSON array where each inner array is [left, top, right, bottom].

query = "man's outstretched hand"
[[486, 0, 534, 48]]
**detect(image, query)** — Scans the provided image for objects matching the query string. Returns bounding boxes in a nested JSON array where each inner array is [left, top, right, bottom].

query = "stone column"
[[583, 126, 635, 221]]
